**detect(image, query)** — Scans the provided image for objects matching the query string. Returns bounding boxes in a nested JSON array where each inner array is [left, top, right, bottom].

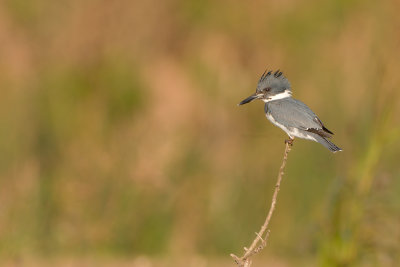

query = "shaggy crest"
[[257, 69, 291, 92]]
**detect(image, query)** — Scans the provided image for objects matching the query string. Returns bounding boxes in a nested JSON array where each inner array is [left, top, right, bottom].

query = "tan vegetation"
[[0, 0, 400, 266]]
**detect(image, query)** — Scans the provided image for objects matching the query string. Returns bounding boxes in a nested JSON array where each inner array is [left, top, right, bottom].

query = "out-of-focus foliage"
[[0, 0, 399, 266]]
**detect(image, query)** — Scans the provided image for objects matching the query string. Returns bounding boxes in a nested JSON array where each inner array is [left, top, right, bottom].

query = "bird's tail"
[[314, 135, 342, 153]]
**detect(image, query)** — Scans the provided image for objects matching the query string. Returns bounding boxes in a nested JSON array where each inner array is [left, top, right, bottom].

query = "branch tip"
[[230, 140, 293, 264]]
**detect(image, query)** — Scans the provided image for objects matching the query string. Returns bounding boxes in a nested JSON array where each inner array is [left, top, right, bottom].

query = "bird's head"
[[238, 70, 292, 105]]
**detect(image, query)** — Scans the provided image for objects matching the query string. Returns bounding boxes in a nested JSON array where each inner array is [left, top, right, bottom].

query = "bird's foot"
[[285, 138, 294, 146]]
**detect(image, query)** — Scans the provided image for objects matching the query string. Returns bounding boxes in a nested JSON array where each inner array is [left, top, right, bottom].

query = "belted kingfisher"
[[239, 70, 342, 153]]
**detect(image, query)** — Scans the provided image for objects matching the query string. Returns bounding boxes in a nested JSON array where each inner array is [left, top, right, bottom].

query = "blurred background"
[[1, 0, 400, 266]]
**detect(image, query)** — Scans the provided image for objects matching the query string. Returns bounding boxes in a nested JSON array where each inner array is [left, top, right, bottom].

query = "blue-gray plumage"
[[239, 70, 342, 152]]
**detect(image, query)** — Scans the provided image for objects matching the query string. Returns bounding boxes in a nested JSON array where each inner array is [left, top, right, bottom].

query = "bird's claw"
[[285, 138, 294, 146]]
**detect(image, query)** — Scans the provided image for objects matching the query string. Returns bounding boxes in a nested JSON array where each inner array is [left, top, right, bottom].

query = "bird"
[[238, 70, 342, 153]]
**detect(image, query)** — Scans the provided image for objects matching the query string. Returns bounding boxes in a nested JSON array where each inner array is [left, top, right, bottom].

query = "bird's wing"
[[266, 98, 333, 137]]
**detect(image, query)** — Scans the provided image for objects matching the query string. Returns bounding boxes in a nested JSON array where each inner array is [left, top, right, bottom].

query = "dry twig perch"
[[230, 139, 293, 266]]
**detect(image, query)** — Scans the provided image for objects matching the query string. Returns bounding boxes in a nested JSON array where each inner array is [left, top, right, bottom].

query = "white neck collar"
[[262, 90, 292, 102]]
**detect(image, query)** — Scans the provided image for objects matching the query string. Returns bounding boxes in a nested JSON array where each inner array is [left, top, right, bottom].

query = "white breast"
[[265, 113, 293, 137], [265, 113, 317, 141]]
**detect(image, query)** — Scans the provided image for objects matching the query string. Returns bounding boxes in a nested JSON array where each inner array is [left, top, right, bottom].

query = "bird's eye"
[[264, 87, 271, 92]]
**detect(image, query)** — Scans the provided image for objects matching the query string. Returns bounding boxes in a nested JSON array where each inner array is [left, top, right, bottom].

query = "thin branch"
[[231, 140, 293, 266]]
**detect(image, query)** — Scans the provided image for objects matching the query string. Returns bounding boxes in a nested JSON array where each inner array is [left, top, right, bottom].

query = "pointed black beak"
[[238, 94, 259, 106]]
